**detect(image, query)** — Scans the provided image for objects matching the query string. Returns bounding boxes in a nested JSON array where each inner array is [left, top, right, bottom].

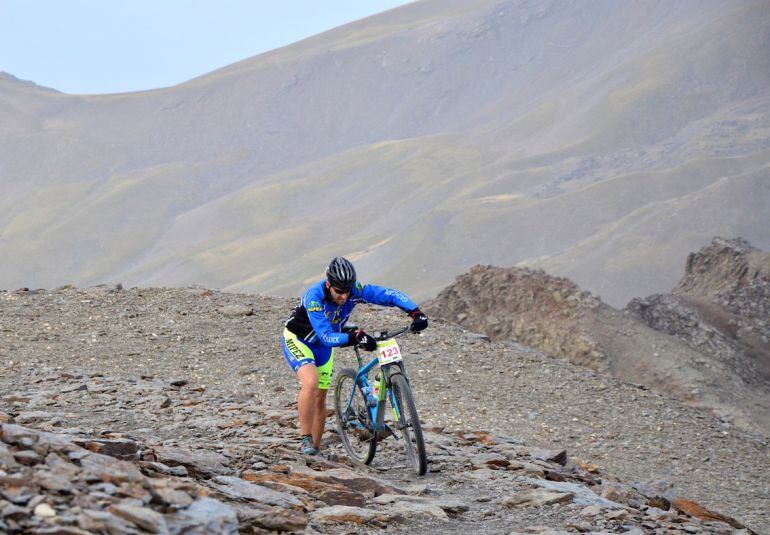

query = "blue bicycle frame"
[[343, 326, 410, 437]]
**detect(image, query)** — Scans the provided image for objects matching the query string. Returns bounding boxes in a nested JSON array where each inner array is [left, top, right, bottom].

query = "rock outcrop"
[[628, 237, 770, 383], [626, 237, 770, 431], [425, 238, 770, 436], [423, 265, 607, 370]]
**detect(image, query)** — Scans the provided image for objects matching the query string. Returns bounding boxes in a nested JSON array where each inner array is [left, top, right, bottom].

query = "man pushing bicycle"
[[282, 256, 429, 455]]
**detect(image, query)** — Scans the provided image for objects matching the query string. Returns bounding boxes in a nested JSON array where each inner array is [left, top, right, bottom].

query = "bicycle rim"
[[334, 368, 377, 464], [390, 373, 427, 475]]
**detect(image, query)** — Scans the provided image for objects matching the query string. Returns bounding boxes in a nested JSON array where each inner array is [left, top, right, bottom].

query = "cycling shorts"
[[281, 329, 335, 390]]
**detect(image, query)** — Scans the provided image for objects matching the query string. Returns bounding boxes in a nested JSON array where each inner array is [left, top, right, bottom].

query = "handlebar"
[[372, 325, 411, 341]]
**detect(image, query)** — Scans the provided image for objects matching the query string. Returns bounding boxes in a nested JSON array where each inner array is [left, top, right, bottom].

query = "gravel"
[[0, 285, 767, 532]]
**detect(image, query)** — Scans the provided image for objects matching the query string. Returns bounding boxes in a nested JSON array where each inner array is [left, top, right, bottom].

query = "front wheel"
[[389, 373, 427, 475], [334, 368, 377, 464]]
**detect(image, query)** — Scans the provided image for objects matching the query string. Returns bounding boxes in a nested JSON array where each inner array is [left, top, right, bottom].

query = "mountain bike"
[[334, 325, 427, 475]]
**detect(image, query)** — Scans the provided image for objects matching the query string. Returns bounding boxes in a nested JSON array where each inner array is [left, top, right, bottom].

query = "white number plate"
[[376, 339, 403, 365]]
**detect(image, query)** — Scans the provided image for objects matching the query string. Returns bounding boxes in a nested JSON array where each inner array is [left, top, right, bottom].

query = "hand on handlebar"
[[353, 330, 378, 352], [409, 308, 429, 332]]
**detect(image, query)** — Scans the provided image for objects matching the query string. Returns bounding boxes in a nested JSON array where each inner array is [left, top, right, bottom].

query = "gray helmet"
[[326, 257, 356, 290]]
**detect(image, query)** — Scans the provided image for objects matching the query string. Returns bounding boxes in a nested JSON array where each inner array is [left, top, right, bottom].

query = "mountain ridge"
[[425, 237, 770, 436], [1, 0, 769, 306]]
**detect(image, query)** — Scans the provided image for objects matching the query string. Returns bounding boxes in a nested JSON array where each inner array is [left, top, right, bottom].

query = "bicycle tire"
[[389, 373, 427, 475], [334, 368, 377, 464]]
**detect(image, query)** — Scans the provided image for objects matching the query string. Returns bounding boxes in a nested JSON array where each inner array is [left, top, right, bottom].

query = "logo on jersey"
[[384, 289, 408, 301], [307, 300, 323, 312]]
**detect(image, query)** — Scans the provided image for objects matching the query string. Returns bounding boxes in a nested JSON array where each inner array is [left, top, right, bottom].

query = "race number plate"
[[376, 339, 403, 365]]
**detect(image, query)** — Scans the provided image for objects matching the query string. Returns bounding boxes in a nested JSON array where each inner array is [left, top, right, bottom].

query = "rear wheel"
[[334, 368, 377, 464], [389, 373, 427, 475]]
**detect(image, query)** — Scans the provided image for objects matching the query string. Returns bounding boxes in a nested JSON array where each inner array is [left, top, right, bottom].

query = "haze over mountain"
[[1, 0, 769, 304]]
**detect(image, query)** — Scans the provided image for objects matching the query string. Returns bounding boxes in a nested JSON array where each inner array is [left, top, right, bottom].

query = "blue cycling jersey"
[[285, 280, 418, 347]]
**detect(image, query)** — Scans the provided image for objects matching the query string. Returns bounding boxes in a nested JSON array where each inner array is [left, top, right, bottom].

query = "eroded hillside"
[[1, 0, 769, 305], [425, 238, 770, 436], [629, 237, 770, 377]]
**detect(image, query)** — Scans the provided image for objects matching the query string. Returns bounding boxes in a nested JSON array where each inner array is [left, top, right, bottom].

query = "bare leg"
[[297, 365, 319, 436], [313, 389, 328, 449]]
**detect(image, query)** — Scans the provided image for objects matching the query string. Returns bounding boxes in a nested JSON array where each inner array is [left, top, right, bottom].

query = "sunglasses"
[[330, 286, 351, 295]]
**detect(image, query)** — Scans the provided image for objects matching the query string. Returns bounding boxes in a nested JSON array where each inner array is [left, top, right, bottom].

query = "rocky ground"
[[627, 237, 770, 433], [425, 237, 770, 436], [0, 285, 768, 533]]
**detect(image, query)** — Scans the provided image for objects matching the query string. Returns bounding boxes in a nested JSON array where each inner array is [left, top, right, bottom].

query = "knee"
[[300, 374, 319, 393], [301, 378, 319, 394]]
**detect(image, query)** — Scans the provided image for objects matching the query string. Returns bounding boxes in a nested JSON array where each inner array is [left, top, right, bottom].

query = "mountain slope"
[[1, 0, 769, 304]]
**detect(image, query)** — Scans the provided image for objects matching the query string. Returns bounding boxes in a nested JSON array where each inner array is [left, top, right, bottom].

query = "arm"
[[355, 281, 428, 333], [355, 282, 419, 312]]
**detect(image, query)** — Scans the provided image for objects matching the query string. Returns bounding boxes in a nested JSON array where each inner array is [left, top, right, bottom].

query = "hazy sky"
[[0, 0, 414, 95]]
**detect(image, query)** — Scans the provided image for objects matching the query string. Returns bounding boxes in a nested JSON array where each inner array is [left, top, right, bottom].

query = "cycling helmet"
[[326, 256, 356, 290]]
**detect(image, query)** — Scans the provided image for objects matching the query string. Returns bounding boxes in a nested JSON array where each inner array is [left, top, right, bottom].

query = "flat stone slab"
[[387, 500, 448, 519], [290, 465, 406, 497], [520, 477, 626, 509], [502, 489, 574, 507], [310, 505, 400, 526], [164, 498, 239, 534], [209, 475, 304, 509], [108, 503, 168, 533], [79, 452, 145, 484], [372, 493, 469, 515], [154, 445, 232, 477]]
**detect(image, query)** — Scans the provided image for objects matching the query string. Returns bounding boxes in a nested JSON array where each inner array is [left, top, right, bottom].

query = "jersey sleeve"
[[355, 281, 418, 312], [304, 288, 349, 347]]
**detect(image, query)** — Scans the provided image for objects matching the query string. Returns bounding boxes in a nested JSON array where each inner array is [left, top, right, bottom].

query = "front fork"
[[349, 349, 404, 434], [376, 364, 406, 433]]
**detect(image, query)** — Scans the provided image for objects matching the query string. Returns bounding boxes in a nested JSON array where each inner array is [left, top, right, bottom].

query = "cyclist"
[[282, 256, 429, 455]]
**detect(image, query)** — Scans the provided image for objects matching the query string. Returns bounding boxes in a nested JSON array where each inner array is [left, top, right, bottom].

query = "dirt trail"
[[0, 286, 767, 532]]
